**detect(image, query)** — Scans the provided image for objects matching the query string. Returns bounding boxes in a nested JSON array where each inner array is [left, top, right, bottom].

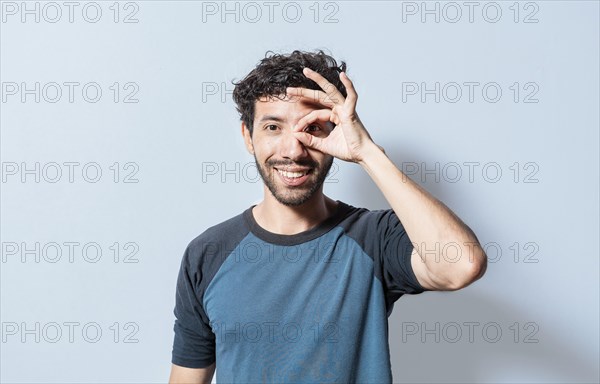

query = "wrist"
[[357, 141, 387, 168]]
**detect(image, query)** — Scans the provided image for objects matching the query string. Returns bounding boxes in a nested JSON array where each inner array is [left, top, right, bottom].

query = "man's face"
[[242, 94, 334, 206]]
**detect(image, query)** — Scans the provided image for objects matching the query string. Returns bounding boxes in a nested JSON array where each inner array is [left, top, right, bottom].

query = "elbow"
[[446, 244, 487, 291]]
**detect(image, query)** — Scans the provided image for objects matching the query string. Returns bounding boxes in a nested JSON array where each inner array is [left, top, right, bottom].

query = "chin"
[[273, 193, 314, 207]]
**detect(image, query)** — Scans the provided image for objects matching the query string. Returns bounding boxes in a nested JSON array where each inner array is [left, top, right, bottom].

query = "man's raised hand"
[[287, 67, 382, 163]]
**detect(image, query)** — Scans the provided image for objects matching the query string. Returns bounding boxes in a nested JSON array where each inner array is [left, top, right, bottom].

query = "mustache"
[[266, 159, 318, 168]]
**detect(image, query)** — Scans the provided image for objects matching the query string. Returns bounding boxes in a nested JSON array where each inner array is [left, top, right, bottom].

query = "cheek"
[[253, 144, 275, 164], [256, 139, 277, 156]]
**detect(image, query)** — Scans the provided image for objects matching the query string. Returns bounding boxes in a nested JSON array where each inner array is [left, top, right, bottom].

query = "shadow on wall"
[[350, 146, 598, 383], [388, 291, 598, 383]]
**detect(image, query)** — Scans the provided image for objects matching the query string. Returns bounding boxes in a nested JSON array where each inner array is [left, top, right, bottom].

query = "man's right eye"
[[266, 124, 278, 131]]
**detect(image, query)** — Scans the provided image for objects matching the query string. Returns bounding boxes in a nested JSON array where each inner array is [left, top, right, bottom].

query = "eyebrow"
[[257, 115, 286, 124]]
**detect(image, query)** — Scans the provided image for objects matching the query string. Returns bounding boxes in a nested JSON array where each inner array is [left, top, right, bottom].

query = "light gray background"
[[1, 1, 598, 383]]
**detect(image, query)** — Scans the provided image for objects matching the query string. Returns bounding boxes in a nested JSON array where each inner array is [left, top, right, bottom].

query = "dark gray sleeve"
[[171, 244, 216, 368], [376, 209, 428, 299], [340, 205, 428, 315]]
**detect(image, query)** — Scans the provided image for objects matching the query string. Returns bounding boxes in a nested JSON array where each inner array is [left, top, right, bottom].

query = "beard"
[[254, 155, 334, 207]]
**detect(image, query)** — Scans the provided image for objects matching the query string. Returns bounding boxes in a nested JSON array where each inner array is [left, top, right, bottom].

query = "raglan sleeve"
[[376, 209, 429, 301], [171, 244, 216, 368]]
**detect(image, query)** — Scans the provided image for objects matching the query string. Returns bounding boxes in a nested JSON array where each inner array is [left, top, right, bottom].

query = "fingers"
[[302, 67, 345, 105], [292, 109, 336, 133], [339, 71, 358, 110], [292, 130, 326, 153], [292, 108, 332, 154], [287, 69, 358, 112], [286, 87, 337, 109]]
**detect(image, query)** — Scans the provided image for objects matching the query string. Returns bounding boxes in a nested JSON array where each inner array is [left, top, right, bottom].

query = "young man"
[[169, 50, 487, 383]]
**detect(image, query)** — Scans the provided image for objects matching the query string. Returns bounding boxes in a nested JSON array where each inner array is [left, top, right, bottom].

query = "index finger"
[[286, 87, 337, 108], [302, 67, 344, 105]]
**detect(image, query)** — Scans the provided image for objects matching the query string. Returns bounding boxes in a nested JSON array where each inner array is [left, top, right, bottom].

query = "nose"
[[279, 126, 308, 160]]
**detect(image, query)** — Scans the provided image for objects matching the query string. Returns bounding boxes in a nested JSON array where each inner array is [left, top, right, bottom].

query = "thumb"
[[293, 131, 326, 152]]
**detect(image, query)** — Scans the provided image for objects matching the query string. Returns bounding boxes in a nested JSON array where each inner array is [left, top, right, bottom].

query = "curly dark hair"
[[232, 49, 347, 135]]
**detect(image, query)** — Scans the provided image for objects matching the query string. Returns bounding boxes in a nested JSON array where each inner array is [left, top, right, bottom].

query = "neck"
[[252, 188, 338, 235]]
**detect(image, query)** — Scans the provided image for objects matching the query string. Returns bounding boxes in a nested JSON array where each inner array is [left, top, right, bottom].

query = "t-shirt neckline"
[[243, 200, 351, 246]]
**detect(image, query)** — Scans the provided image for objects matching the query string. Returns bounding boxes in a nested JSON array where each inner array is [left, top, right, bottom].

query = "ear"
[[241, 122, 254, 155]]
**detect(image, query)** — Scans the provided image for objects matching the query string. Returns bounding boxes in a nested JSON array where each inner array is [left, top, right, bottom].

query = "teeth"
[[277, 169, 308, 178]]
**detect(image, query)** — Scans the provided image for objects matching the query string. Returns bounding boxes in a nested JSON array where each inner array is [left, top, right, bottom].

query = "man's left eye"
[[306, 125, 320, 132]]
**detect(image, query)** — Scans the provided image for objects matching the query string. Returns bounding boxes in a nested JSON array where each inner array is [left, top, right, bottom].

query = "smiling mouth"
[[275, 168, 312, 178]]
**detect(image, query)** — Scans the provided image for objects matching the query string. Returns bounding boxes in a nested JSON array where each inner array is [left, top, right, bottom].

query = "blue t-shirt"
[[171, 200, 427, 382]]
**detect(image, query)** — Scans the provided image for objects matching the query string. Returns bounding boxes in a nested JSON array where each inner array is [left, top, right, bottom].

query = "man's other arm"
[[169, 362, 215, 384], [359, 143, 487, 291], [288, 69, 487, 290]]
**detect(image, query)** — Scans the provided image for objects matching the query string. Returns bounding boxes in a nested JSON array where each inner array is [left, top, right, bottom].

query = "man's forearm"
[[169, 363, 215, 384], [358, 142, 486, 289]]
